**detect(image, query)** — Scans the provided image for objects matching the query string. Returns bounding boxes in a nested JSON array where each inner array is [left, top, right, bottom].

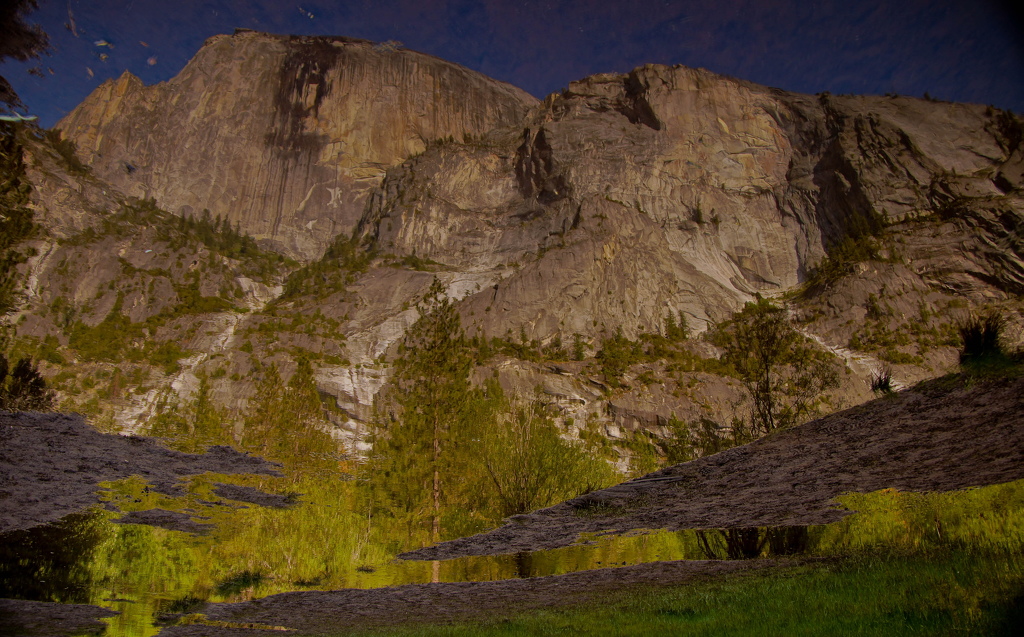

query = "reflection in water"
[[0, 510, 107, 603], [695, 525, 810, 560], [2, 462, 1022, 636]]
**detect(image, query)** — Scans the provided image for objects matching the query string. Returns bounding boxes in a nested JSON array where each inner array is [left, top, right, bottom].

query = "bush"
[[958, 312, 1006, 365], [43, 129, 89, 175], [0, 353, 54, 411], [711, 298, 840, 436]]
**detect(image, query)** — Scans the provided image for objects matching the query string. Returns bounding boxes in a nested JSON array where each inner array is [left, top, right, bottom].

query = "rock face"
[[360, 65, 1024, 341], [56, 30, 537, 260], [8, 36, 1024, 464]]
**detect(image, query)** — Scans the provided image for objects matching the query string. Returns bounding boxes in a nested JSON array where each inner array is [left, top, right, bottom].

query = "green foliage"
[[347, 550, 1022, 636], [590, 314, 697, 388], [65, 278, 230, 369], [340, 481, 1024, 637], [596, 328, 645, 387], [0, 123, 36, 312], [387, 252, 442, 271], [61, 197, 289, 281], [0, 511, 106, 603], [67, 293, 140, 362], [804, 234, 881, 292], [959, 312, 1007, 365], [242, 359, 339, 481], [663, 311, 689, 341], [954, 312, 1024, 379], [148, 374, 232, 454], [282, 233, 377, 300], [8, 333, 64, 366], [368, 279, 479, 543], [214, 570, 264, 597], [482, 393, 615, 518], [172, 272, 234, 315], [487, 333, 544, 363], [571, 333, 586, 361], [711, 297, 840, 437], [36, 334, 64, 364], [149, 341, 188, 375], [0, 351, 54, 411], [660, 415, 730, 464], [870, 366, 895, 394], [163, 205, 287, 279], [619, 429, 664, 477], [847, 295, 959, 365], [369, 281, 613, 543]]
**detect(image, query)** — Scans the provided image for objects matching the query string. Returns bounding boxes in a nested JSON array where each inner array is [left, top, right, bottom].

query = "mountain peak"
[[56, 31, 538, 261]]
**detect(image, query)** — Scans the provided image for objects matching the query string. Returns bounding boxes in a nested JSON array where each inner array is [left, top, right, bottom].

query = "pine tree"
[[242, 360, 337, 480], [371, 278, 475, 543], [148, 374, 230, 453]]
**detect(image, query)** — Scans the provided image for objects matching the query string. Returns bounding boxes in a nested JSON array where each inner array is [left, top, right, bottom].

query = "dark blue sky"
[[3, 0, 1023, 128]]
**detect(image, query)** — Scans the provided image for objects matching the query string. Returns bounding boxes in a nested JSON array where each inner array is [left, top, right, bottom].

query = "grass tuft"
[[959, 312, 1007, 365], [214, 570, 264, 597], [870, 366, 895, 394]]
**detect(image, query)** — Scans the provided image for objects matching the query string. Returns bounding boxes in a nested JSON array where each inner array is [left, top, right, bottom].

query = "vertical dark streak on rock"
[[515, 127, 568, 204], [266, 37, 341, 158]]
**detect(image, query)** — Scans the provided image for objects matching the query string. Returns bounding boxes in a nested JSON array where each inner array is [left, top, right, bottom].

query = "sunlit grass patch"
[[344, 552, 1023, 637], [341, 480, 1024, 636], [822, 481, 1024, 555]]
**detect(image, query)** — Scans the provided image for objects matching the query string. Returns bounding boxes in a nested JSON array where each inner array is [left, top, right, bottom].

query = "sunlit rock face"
[[360, 64, 1024, 341], [19, 37, 1024, 454], [57, 30, 538, 261]]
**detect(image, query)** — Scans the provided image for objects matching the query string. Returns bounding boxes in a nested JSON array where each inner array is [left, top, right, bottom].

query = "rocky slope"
[[4, 33, 1024, 469]]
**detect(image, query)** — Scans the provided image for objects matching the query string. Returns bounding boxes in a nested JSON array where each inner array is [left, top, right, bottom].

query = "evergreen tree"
[[369, 278, 476, 543], [148, 374, 231, 453], [242, 359, 337, 481]]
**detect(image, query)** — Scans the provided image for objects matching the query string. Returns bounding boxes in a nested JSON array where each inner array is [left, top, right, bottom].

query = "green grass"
[[334, 481, 1024, 636], [341, 551, 1022, 636]]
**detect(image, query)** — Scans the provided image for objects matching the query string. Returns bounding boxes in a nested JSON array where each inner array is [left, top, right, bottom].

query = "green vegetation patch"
[[281, 234, 376, 300], [341, 480, 1024, 636], [346, 552, 1021, 637], [0, 122, 38, 313], [60, 198, 291, 281]]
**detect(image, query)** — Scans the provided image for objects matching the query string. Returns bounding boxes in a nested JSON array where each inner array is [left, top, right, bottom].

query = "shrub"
[[43, 129, 89, 175], [0, 353, 54, 411], [958, 312, 1006, 365], [711, 298, 840, 436]]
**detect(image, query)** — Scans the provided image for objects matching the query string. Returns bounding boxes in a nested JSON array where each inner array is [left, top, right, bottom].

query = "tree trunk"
[[432, 416, 441, 544]]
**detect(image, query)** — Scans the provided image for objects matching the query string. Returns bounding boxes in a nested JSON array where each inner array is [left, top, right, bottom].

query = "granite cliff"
[[361, 65, 1023, 341], [55, 30, 537, 260], [4, 31, 1023, 469]]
